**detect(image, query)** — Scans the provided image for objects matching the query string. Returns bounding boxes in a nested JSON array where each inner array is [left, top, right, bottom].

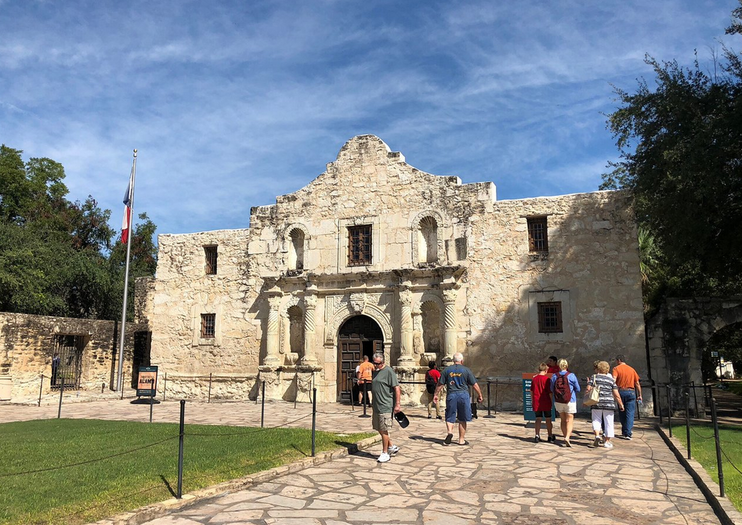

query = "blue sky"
[[0, 0, 737, 237]]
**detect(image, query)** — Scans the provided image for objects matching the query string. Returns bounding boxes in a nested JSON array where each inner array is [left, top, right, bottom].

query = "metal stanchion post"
[[666, 384, 673, 438], [294, 372, 298, 409], [311, 387, 317, 457], [656, 384, 663, 425], [38, 375, 44, 407], [692, 381, 698, 418], [261, 380, 266, 428], [120, 372, 125, 400], [177, 400, 185, 499], [685, 391, 691, 459], [57, 383, 64, 418], [208, 373, 212, 403], [484, 381, 495, 418], [711, 397, 724, 497]]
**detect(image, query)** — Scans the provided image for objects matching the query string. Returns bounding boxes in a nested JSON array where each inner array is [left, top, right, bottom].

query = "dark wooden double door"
[[337, 315, 383, 403]]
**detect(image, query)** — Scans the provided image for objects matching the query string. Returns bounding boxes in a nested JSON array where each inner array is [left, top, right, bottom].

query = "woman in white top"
[[585, 360, 624, 449]]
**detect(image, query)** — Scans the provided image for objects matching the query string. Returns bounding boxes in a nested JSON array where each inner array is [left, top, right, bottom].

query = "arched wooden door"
[[337, 315, 383, 403]]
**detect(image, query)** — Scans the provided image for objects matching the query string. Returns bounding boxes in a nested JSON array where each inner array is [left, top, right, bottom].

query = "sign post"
[[137, 366, 158, 422]]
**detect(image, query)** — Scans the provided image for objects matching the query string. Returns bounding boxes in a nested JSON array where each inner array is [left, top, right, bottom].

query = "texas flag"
[[121, 167, 134, 244]]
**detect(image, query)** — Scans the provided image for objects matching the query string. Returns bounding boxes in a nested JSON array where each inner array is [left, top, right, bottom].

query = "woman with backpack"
[[550, 358, 581, 447]]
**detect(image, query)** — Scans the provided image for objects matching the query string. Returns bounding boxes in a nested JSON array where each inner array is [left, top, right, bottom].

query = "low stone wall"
[[0, 312, 148, 400]]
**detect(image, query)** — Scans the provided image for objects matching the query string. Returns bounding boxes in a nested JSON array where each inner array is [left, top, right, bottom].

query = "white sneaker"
[[377, 452, 391, 463], [388, 445, 400, 455], [603, 441, 614, 449]]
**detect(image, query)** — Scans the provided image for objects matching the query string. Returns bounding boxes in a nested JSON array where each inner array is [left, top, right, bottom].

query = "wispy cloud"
[[0, 0, 736, 235]]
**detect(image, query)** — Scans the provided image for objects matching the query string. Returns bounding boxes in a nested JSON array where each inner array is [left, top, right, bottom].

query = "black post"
[[149, 397, 154, 423], [484, 380, 495, 418], [163, 373, 167, 401], [294, 372, 298, 409], [57, 382, 64, 419], [120, 372, 125, 400], [208, 373, 212, 404], [692, 381, 698, 418], [710, 397, 724, 497], [656, 384, 663, 425], [38, 375, 43, 407], [685, 391, 691, 459], [311, 387, 317, 457], [261, 380, 266, 428], [666, 384, 673, 438], [177, 400, 185, 499], [494, 379, 499, 415], [350, 376, 355, 412]]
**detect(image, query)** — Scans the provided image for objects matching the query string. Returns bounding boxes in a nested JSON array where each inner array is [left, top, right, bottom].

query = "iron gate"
[[51, 335, 84, 389]]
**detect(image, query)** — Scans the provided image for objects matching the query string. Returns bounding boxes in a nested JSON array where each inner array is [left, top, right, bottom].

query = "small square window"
[[201, 313, 216, 338], [537, 302, 562, 333], [348, 225, 372, 266], [527, 217, 548, 253], [204, 246, 218, 275]]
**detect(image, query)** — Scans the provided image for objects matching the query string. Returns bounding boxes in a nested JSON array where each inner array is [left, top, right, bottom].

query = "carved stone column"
[[442, 288, 458, 367], [397, 285, 415, 368], [263, 294, 282, 368], [301, 293, 319, 366]]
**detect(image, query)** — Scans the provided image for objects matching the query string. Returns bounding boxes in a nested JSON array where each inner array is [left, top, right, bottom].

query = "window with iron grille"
[[537, 302, 562, 333], [348, 225, 372, 266], [201, 313, 216, 338], [204, 246, 218, 275], [527, 217, 548, 253]]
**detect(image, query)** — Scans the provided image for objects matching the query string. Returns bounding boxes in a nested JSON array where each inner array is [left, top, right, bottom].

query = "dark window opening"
[[527, 217, 548, 253], [204, 246, 218, 275], [348, 225, 372, 266], [537, 302, 563, 333], [201, 313, 216, 338]]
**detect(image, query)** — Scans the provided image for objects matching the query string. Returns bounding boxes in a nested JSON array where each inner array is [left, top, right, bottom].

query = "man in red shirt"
[[612, 354, 642, 439], [546, 355, 560, 374], [531, 362, 554, 443], [424, 361, 442, 419]]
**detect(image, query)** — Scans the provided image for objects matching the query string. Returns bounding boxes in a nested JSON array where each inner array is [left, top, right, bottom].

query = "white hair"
[[453, 352, 464, 364]]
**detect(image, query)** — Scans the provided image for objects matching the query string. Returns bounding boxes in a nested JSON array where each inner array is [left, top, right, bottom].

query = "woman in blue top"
[[550, 358, 581, 447]]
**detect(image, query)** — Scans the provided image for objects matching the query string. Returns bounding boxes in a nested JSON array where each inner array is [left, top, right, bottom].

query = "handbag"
[[583, 375, 600, 406]]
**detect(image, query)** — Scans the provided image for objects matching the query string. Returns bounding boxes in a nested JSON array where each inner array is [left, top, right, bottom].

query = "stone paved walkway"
[[0, 398, 727, 524]]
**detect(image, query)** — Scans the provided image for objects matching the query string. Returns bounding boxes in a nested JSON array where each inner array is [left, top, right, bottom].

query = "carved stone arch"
[[328, 304, 393, 352], [282, 223, 310, 271], [411, 210, 448, 265]]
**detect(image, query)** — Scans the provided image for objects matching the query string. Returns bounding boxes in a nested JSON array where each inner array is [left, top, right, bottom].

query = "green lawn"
[[671, 423, 742, 512], [0, 419, 374, 524]]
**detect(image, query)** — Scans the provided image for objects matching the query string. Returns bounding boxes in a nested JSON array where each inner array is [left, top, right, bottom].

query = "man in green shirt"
[[371, 352, 401, 463]]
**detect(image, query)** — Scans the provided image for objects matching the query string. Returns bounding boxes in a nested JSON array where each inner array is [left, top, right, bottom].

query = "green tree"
[[602, 4, 742, 301]]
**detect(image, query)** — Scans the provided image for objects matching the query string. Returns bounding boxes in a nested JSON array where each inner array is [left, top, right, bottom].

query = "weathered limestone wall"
[[145, 135, 647, 408], [0, 312, 146, 400]]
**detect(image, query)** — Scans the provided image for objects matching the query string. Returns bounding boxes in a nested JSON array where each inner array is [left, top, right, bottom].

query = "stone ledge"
[[90, 434, 381, 525], [655, 423, 742, 525]]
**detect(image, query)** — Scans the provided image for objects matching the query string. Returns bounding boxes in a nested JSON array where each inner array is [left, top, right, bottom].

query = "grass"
[[671, 423, 742, 512], [0, 419, 374, 524]]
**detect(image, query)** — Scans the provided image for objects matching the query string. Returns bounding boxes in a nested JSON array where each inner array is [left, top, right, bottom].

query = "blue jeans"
[[618, 389, 636, 437]]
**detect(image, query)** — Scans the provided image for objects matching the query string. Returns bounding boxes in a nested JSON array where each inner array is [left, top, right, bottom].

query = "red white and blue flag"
[[121, 167, 134, 244]]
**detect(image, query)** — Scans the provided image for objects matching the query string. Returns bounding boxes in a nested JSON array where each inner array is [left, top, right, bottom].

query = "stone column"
[[263, 294, 282, 367], [301, 294, 318, 366], [397, 285, 415, 367], [442, 288, 458, 366]]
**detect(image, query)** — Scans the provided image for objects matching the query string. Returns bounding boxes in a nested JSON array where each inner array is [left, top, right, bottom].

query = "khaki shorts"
[[555, 401, 577, 414], [372, 411, 393, 433]]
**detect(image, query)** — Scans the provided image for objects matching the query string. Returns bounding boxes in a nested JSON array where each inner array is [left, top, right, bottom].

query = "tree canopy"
[[0, 145, 156, 320], [601, 2, 742, 303]]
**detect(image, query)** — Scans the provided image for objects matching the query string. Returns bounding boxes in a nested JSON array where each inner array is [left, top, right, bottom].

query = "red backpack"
[[554, 373, 572, 404]]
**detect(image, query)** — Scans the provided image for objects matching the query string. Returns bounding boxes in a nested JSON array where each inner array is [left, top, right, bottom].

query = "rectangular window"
[[537, 302, 562, 333], [527, 217, 548, 253], [348, 225, 372, 266], [201, 313, 216, 338], [204, 246, 218, 275]]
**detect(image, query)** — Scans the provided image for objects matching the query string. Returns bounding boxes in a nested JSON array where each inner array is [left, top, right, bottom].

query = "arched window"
[[418, 216, 438, 264], [288, 228, 305, 270]]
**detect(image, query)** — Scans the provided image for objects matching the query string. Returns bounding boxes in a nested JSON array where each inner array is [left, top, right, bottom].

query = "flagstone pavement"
[[0, 397, 732, 524]]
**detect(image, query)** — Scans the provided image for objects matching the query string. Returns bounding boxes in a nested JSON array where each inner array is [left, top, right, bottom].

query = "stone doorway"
[[337, 315, 383, 403]]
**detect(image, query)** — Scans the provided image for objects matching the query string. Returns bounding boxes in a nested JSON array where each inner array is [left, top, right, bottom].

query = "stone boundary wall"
[[0, 312, 148, 401]]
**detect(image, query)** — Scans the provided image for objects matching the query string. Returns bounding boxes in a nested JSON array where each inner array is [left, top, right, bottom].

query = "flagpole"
[[116, 149, 137, 393]]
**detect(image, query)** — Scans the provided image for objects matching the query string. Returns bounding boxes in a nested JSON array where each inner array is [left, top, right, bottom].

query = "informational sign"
[[522, 372, 555, 422], [711, 351, 719, 357], [137, 366, 158, 397]]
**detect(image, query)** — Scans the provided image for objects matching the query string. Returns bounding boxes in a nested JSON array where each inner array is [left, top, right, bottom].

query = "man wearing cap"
[[612, 354, 643, 440], [434, 352, 483, 446], [371, 352, 401, 463]]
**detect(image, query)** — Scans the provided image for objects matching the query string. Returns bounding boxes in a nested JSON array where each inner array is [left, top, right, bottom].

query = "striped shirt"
[[586, 373, 619, 410]]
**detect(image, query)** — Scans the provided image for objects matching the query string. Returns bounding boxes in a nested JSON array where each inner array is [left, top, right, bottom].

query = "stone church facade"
[[142, 135, 646, 405]]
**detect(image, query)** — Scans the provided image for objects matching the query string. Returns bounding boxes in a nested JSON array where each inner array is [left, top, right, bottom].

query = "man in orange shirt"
[[612, 354, 643, 440], [357, 355, 374, 406]]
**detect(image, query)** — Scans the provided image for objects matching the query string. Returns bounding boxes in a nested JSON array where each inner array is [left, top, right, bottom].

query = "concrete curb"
[[91, 434, 381, 525], [655, 423, 742, 525]]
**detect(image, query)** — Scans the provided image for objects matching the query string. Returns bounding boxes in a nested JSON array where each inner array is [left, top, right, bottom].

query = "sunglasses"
[[373, 362, 383, 366]]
